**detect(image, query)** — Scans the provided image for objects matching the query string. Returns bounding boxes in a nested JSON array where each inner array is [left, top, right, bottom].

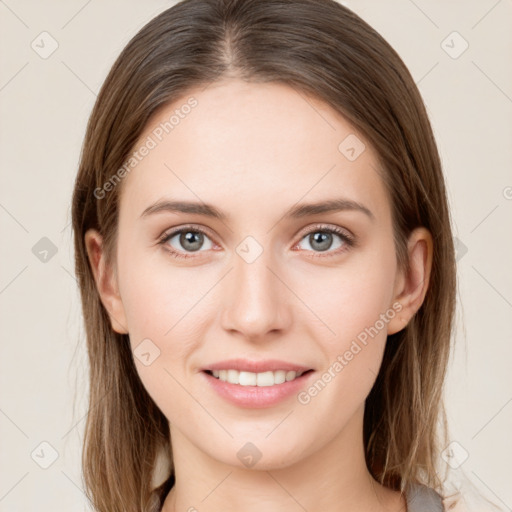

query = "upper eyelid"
[[298, 223, 352, 237], [160, 223, 214, 239]]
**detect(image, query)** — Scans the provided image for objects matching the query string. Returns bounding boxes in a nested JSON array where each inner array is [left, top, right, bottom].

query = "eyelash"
[[157, 224, 356, 260]]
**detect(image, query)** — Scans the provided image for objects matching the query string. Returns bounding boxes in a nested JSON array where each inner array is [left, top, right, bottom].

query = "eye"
[[294, 224, 355, 256], [158, 225, 215, 259], [158, 223, 356, 260]]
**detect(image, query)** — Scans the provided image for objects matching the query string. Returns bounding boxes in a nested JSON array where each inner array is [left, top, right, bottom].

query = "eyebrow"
[[140, 198, 375, 222]]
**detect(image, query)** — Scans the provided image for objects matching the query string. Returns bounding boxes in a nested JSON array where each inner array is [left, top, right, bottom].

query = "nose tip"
[[220, 249, 292, 340]]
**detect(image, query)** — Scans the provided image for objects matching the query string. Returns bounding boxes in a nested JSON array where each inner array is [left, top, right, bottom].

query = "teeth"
[[209, 369, 306, 386], [227, 369, 239, 384]]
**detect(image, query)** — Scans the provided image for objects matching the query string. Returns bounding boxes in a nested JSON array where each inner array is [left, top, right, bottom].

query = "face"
[[88, 78, 421, 471]]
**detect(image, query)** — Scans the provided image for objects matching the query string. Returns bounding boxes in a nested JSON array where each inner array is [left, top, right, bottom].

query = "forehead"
[[118, 79, 389, 225]]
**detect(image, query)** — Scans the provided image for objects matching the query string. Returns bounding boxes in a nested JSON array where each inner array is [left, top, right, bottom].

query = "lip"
[[202, 358, 313, 373], [200, 359, 315, 408]]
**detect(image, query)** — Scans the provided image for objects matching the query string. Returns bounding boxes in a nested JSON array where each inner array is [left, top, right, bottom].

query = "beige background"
[[1, 1, 511, 510]]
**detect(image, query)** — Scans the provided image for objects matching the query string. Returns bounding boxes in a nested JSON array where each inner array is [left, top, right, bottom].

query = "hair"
[[71, 0, 458, 511]]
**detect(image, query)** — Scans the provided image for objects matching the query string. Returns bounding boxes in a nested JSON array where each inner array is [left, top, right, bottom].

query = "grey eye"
[[298, 231, 346, 253], [166, 230, 213, 253]]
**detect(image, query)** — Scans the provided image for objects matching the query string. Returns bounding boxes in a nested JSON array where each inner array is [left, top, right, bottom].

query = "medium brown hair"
[[71, 0, 457, 510]]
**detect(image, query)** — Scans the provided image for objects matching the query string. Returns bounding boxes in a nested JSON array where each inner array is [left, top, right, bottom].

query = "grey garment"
[[406, 483, 444, 511]]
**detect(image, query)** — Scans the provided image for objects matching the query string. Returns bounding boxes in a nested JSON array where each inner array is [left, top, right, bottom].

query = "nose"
[[220, 242, 292, 341]]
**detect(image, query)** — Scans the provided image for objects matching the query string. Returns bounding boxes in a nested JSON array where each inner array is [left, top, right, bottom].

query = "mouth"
[[203, 368, 314, 387]]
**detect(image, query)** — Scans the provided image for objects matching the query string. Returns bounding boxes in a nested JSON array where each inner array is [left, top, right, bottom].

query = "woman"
[[71, 0, 465, 510]]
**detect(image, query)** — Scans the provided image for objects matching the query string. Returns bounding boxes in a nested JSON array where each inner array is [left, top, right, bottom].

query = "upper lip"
[[203, 359, 313, 373]]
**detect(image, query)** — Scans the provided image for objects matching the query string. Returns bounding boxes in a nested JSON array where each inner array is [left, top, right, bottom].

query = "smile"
[[205, 369, 311, 386]]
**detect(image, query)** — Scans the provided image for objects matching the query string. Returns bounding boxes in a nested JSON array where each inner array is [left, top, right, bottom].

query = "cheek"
[[296, 245, 397, 347], [119, 266, 206, 426], [332, 270, 396, 346], [293, 241, 397, 399], [116, 250, 217, 408], [118, 244, 210, 342], [293, 278, 394, 445]]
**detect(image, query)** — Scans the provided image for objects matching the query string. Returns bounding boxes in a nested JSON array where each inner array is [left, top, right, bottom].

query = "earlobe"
[[387, 227, 433, 335], [84, 229, 129, 334]]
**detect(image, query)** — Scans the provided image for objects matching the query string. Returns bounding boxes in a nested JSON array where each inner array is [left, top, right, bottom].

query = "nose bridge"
[[221, 235, 290, 338]]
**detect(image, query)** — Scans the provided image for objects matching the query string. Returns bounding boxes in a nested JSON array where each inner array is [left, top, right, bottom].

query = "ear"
[[84, 229, 129, 334], [387, 227, 433, 335]]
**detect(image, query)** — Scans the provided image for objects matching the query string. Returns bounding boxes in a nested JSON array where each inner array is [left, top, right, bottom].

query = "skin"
[[85, 78, 432, 512]]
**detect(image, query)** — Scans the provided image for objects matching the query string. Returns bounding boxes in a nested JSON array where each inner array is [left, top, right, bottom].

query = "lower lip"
[[201, 370, 315, 408]]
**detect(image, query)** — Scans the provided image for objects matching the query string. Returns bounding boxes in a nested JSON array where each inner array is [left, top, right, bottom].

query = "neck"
[[161, 406, 405, 512]]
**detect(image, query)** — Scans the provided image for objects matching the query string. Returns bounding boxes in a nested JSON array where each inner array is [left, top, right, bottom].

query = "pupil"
[[310, 232, 332, 252]]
